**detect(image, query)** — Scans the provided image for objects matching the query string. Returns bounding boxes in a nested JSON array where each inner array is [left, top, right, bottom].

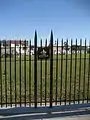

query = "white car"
[[54, 51, 61, 55]]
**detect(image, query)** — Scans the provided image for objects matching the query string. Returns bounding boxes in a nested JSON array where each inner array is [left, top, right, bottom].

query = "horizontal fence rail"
[[0, 31, 90, 108]]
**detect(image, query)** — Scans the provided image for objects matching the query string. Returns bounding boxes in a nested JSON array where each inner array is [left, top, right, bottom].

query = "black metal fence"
[[0, 31, 90, 108]]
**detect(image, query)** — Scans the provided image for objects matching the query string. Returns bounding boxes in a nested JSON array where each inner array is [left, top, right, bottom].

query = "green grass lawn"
[[0, 54, 90, 104]]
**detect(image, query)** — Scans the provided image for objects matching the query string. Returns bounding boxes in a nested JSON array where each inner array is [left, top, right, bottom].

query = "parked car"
[[54, 50, 66, 55], [54, 51, 61, 54]]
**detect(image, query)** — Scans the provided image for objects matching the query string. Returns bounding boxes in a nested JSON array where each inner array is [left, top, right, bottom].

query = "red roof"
[[10, 40, 27, 44]]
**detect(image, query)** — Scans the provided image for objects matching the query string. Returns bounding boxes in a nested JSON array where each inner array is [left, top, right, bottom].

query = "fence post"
[[78, 39, 82, 104], [69, 39, 73, 105], [29, 40, 31, 106], [65, 39, 68, 105], [74, 39, 77, 104], [34, 31, 37, 108], [19, 40, 22, 107], [0, 41, 2, 107], [15, 40, 17, 107], [50, 30, 53, 107], [5, 40, 7, 107], [40, 39, 42, 106], [24, 40, 26, 106], [10, 40, 12, 107], [60, 39, 63, 105], [87, 40, 90, 103], [55, 39, 58, 105], [83, 39, 86, 103], [45, 39, 47, 106]]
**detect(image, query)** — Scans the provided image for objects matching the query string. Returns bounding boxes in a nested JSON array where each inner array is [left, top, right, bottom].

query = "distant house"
[[0, 40, 29, 54], [0, 40, 28, 47], [70, 45, 88, 54], [53, 44, 66, 54]]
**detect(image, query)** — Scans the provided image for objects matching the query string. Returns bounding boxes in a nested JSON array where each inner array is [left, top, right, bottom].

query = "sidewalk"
[[0, 115, 90, 120], [44, 115, 90, 120], [0, 111, 90, 120]]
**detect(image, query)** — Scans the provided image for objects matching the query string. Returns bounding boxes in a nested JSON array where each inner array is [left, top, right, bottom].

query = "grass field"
[[0, 54, 90, 105]]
